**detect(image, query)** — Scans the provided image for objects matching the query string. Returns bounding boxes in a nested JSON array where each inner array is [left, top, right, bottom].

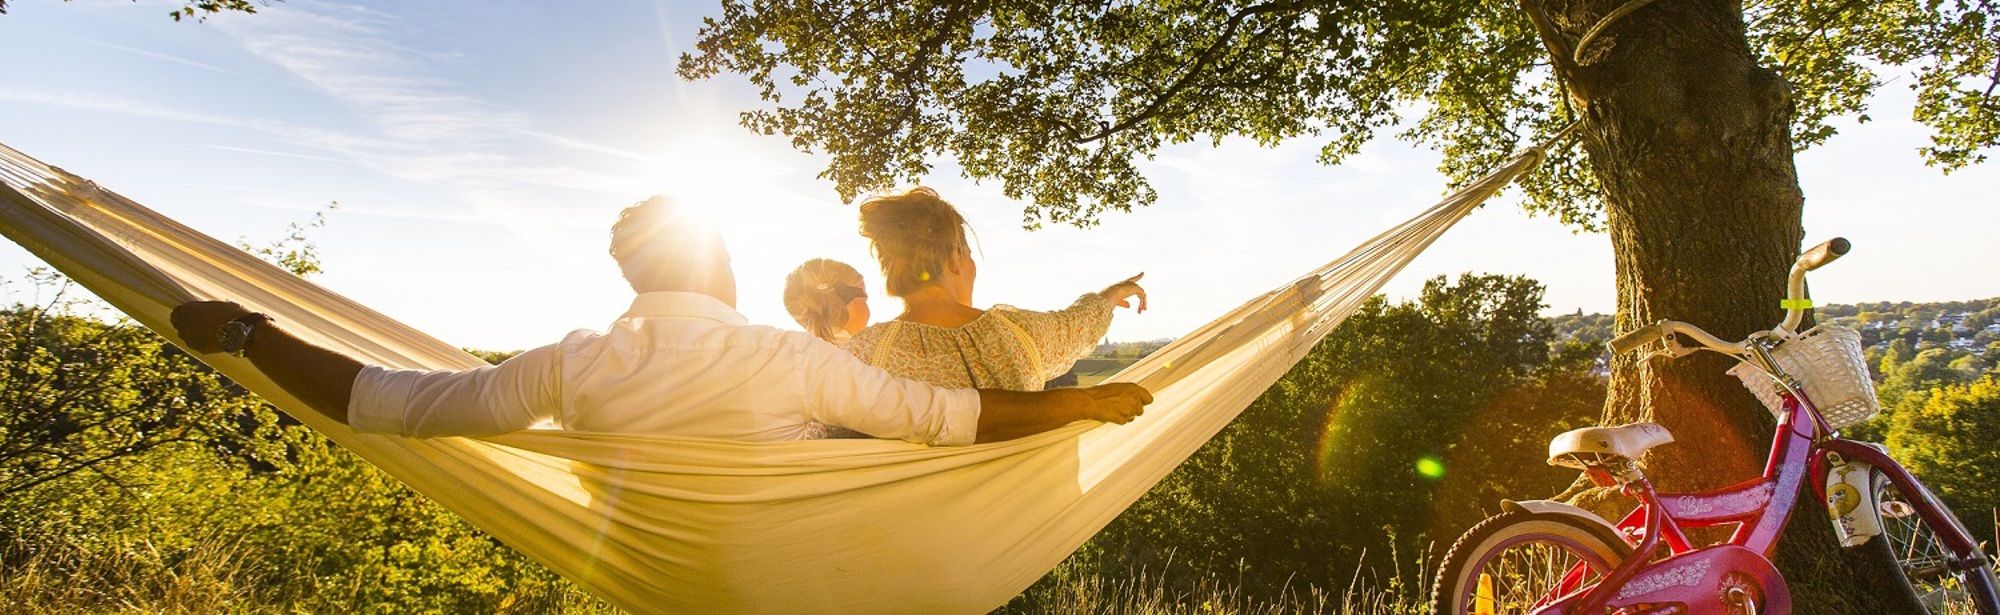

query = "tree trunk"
[[1543, 1, 1919, 612]]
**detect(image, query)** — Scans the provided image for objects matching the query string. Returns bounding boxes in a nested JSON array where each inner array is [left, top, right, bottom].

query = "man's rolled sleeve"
[[346, 344, 562, 438], [800, 340, 981, 446]]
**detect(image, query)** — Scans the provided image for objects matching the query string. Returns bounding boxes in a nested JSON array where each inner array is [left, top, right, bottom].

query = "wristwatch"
[[218, 312, 274, 357]]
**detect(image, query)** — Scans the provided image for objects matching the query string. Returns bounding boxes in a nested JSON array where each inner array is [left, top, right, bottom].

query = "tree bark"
[[1544, 1, 1920, 612]]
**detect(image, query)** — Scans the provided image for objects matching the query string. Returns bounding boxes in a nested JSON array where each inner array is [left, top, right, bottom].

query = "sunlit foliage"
[[682, 0, 1999, 229]]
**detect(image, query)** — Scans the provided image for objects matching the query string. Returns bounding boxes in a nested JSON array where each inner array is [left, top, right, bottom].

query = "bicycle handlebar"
[[1607, 319, 1749, 356], [1781, 237, 1850, 332], [1795, 237, 1851, 273], [1607, 237, 1851, 357], [1608, 322, 1663, 354]]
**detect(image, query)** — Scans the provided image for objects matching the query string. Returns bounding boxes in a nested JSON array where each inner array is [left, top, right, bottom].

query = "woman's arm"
[[1003, 273, 1148, 381]]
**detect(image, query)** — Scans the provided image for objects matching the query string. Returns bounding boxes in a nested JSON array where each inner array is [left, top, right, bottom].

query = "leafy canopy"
[[681, 0, 1999, 229]]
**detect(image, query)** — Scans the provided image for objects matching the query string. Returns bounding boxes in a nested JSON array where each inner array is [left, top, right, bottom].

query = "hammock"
[[0, 140, 1548, 614]]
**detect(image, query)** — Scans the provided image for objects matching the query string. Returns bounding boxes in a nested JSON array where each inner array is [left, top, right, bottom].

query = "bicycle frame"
[[1531, 387, 1996, 614]]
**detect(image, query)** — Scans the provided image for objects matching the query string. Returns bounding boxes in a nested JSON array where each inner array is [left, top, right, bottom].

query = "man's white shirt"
[[347, 292, 981, 445]]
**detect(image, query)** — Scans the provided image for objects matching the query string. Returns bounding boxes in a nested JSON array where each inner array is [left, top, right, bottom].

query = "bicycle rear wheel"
[[1431, 510, 1631, 615], [1868, 470, 2000, 615]]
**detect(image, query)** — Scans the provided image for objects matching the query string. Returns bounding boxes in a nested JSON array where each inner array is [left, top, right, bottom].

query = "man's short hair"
[[609, 196, 731, 294]]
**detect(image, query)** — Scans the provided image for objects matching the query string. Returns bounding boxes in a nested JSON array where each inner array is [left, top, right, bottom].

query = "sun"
[[633, 128, 872, 329], [642, 131, 802, 238]]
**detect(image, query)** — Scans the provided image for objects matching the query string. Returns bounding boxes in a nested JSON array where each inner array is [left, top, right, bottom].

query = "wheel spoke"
[[1873, 474, 1997, 615], [1434, 514, 1625, 615]]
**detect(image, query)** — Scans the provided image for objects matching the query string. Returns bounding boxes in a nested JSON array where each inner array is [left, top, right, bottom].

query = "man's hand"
[[1079, 382, 1152, 424], [171, 300, 254, 354], [170, 299, 362, 424]]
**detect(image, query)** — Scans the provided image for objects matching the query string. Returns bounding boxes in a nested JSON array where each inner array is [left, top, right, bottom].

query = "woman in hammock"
[[844, 187, 1146, 391]]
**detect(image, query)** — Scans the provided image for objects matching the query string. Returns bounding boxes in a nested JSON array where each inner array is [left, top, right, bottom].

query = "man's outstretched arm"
[[171, 301, 361, 424], [973, 383, 1152, 443]]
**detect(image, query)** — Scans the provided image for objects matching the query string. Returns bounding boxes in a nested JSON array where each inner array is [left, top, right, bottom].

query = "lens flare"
[[1416, 455, 1446, 480]]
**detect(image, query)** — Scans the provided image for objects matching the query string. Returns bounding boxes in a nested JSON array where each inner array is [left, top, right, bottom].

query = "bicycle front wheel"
[[1431, 510, 1631, 615], [1868, 470, 2000, 615]]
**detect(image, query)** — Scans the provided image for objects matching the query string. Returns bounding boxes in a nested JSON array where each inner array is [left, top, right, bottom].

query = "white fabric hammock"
[[0, 140, 1547, 614]]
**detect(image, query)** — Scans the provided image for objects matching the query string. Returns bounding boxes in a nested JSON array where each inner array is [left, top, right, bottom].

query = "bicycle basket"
[[1726, 324, 1879, 429]]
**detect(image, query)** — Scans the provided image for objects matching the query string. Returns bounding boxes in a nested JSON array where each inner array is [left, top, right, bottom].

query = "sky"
[[1, 0, 1996, 352]]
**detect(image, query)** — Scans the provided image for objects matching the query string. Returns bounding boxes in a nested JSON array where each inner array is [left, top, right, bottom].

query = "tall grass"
[[0, 536, 619, 614], [1003, 545, 1435, 615], [1009, 569, 1424, 615], [3, 533, 1433, 614], [11, 511, 1994, 614], [3, 537, 266, 614]]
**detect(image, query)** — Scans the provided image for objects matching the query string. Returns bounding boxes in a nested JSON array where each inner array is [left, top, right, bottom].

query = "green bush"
[[1886, 376, 2000, 542], [1007, 274, 1602, 610], [0, 287, 612, 613]]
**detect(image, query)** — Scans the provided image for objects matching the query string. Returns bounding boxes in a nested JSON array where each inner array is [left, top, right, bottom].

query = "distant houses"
[[1545, 298, 2000, 373]]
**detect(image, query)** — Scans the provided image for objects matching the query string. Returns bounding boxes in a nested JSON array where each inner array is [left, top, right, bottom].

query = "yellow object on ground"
[[1476, 573, 1496, 615]]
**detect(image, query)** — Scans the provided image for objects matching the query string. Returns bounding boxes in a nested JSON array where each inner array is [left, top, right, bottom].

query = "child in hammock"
[[783, 259, 876, 439], [783, 258, 871, 345]]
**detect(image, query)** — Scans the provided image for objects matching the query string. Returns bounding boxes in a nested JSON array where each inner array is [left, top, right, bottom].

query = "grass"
[[2, 537, 265, 614], [0, 536, 619, 615], [2, 534, 1427, 614], [7, 513, 1996, 614], [1001, 546, 1435, 615], [1009, 570, 1425, 615]]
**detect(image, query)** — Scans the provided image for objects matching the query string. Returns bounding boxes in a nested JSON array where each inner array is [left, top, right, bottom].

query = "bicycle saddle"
[[1547, 422, 1674, 469]]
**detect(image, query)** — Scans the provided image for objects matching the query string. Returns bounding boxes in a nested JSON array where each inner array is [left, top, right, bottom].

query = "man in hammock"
[[168, 196, 1151, 445]]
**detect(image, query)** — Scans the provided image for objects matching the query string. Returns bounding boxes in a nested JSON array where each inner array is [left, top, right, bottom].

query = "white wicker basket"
[[1726, 324, 1880, 429]]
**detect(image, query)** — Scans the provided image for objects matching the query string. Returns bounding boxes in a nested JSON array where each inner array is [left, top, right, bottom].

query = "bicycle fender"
[[1500, 499, 1621, 536]]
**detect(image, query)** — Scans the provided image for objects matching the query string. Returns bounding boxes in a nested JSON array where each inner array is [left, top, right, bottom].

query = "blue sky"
[[2, 0, 1995, 351]]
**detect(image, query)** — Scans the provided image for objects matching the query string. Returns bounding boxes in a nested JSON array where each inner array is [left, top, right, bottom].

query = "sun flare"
[[642, 132, 802, 237]]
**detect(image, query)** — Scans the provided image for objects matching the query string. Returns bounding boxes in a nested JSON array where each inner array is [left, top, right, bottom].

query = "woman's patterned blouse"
[[845, 293, 1114, 392]]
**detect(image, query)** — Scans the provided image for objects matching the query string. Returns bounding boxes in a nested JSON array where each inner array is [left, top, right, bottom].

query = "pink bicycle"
[[1429, 238, 1999, 615]]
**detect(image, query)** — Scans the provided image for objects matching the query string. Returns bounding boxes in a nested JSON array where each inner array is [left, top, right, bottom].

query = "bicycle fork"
[[1816, 439, 2000, 611]]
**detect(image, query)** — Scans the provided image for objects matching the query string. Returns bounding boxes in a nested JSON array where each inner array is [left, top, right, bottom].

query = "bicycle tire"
[[1865, 469, 2000, 615], [1430, 510, 1632, 615]]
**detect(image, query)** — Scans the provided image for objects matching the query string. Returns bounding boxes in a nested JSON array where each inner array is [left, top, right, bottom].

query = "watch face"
[[219, 320, 252, 355]]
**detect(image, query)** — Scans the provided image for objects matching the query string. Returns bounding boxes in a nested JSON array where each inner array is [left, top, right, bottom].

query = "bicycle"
[[1429, 238, 2000, 615]]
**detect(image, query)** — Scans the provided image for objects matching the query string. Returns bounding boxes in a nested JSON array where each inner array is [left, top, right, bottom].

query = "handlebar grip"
[[1608, 322, 1662, 355], [1796, 237, 1851, 272]]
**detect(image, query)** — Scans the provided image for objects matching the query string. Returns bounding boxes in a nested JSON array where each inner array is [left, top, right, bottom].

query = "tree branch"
[[1984, 52, 2000, 99], [1518, 0, 1581, 78], [0, 443, 166, 498], [1075, 0, 1307, 143]]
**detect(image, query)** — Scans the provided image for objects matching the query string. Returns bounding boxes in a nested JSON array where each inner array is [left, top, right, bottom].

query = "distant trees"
[[1885, 377, 2000, 543]]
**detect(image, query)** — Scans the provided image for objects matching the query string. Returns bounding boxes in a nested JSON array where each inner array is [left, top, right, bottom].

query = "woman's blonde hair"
[[857, 187, 969, 297], [783, 259, 866, 341]]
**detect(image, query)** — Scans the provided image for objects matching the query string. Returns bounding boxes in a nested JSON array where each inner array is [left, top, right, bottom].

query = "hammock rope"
[[0, 138, 1555, 615]]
